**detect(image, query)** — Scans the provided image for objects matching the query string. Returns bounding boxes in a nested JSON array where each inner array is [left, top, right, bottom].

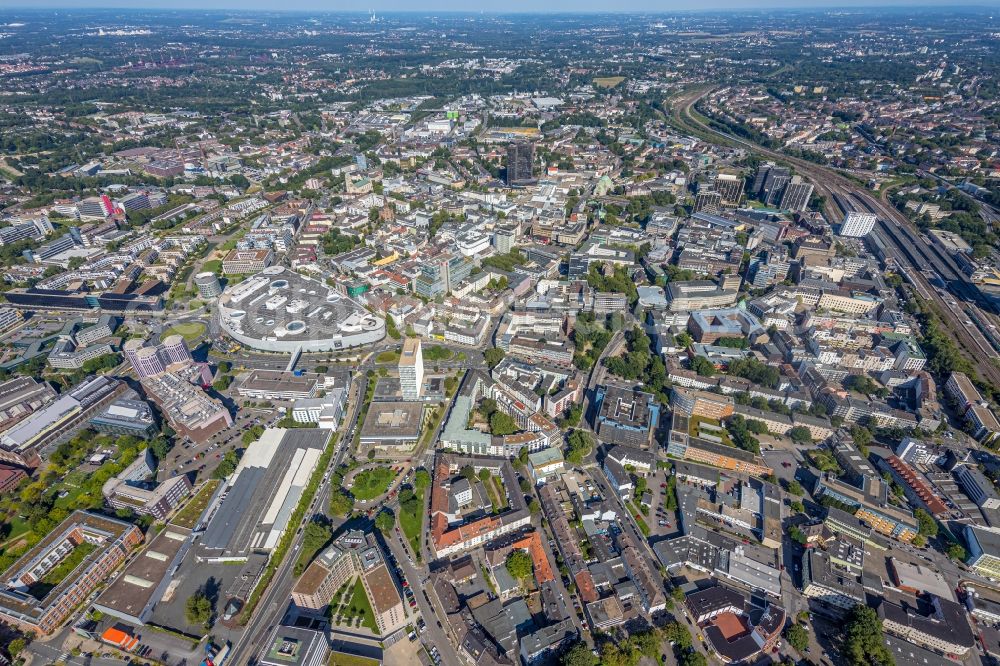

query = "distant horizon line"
[[2, 3, 997, 14]]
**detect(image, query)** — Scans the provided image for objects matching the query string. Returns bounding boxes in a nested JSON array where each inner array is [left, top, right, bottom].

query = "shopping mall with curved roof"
[[217, 266, 385, 353]]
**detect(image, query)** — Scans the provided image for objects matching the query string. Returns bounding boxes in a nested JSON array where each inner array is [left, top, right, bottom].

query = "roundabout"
[[159, 321, 207, 344]]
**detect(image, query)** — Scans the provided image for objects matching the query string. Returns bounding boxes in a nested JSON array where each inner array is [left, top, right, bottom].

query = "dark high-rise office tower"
[[751, 162, 775, 195], [506, 143, 535, 186], [761, 167, 791, 206]]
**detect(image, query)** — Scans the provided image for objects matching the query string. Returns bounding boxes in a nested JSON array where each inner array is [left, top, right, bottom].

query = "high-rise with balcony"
[[758, 165, 791, 206], [714, 173, 744, 207], [160, 334, 192, 365], [77, 195, 116, 221], [839, 211, 877, 238], [398, 337, 424, 400], [779, 176, 814, 212], [123, 336, 192, 379], [414, 253, 473, 298], [694, 190, 722, 214], [125, 343, 166, 379], [506, 142, 535, 186]]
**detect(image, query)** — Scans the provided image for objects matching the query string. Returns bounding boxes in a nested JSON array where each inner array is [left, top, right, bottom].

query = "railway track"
[[669, 87, 1000, 387]]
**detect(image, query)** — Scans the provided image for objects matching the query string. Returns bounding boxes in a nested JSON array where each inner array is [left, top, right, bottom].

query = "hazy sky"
[[8, 0, 994, 11]]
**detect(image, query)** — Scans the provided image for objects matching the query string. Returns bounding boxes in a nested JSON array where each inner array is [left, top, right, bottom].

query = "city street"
[[222, 381, 361, 665], [384, 530, 463, 666]]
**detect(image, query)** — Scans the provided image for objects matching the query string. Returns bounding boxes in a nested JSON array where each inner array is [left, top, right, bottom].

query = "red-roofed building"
[[575, 571, 598, 604], [430, 454, 531, 557], [0, 464, 26, 494], [101, 627, 139, 652], [878, 455, 949, 517], [375, 271, 410, 291], [510, 531, 554, 584]]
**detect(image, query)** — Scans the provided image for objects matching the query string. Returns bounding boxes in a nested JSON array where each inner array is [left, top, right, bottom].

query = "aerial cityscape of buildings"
[[0, 6, 999, 666]]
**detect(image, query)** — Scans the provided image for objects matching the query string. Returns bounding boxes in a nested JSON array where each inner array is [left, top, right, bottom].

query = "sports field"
[[594, 76, 625, 88]]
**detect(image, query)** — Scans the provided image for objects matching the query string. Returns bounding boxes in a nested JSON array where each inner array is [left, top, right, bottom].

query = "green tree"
[[329, 490, 355, 517], [662, 621, 692, 649], [786, 479, 805, 496], [586, 264, 637, 305], [295, 519, 333, 575], [849, 425, 874, 455], [7, 638, 26, 658], [788, 426, 813, 444], [489, 411, 519, 436], [414, 468, 431, 491], [350, 467, 395, 500], [633, 629, 660, 660], [715, 336, 749, 349], [560, 403, 583, 428], [914, 508, 938, 537], [844, 605, 895, 666], [947, 542, 967, 561], [785, 624, 809, 652], [809, 449, 843, 475], [478, 468, 491, 483], [506, 549, 534, 580], [479, 398, 498, 417], [911, 534, 927, 548], [242, 424, 264, 445], [185, 592, 212, 628], [727, 356, 781, 388], [565, 430, 594, 465], [385, 318, 401, 340], [846, 374, 880, 396], [690, 356, 716, 377], [212, 450, 240, 479], [460, 465, 476, 482], [212, 374, 233, 391], [375, 509, 395, 534], [148, 437, 171, 462], [680, 652, 707, 666], [727, 415, 761, 454], [484, 347, 506, 369], [321, 229, 360, 255], [560, 640, 598, 666]]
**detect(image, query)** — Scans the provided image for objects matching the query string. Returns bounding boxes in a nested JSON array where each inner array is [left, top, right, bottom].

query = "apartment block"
[[0, 512, 142, 635], [292, 530, 407, 637]]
